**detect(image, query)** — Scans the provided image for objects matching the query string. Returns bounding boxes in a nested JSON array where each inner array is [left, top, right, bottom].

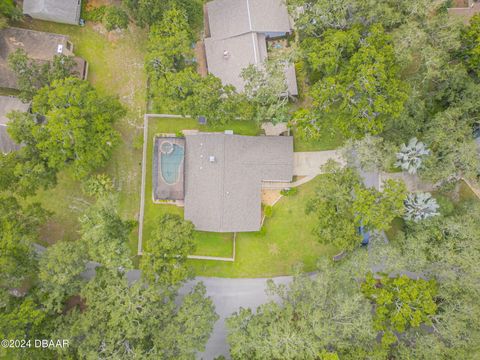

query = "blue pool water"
[[161, 143, 184, 185]]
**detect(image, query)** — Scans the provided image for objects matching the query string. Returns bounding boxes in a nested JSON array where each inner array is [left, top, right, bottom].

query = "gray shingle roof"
[[204, 0, 298, 95], [205, 32, 267, 92], [184, 133, 293, 232], [23, 0, 81, 25], [0, 27, 86, 89], [207, 0, 292, 39], [0, 96, 30, 153]]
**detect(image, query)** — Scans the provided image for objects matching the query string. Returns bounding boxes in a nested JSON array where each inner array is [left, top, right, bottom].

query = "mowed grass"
[[142, 117, 258, 258], [292, 127, 345, 152], [190, 175, 339, 278], [16, 19, 148, 254]]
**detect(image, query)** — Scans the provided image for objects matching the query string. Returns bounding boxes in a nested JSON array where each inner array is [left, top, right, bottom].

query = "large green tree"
[[145, 6, 193, 78], [38, 241, 87, 313], [361, 272, 438, 347], [140, 214, 195, 286], [56, 268, 218, 359], [227, 258, 376, 359], [241, 59, 290, 124], [295, 24, 408, 138], [368, 200, 480, 358], [8, 49, 77, 101], [9, 77, 125, 178], [461, 14, 480, 77], [123, 0, 203, 29], [306, 160, 406, 251], [79, 196, 135, 270], [287, 0, 431, 38], [0, 196, 49, 289]]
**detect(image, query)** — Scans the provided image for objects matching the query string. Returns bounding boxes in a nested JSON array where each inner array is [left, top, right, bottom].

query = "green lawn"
[[189, 175, 339, 278], [192, 232, 234, 258], [292, 127, 345, 152], [16, 19, 148, 254]]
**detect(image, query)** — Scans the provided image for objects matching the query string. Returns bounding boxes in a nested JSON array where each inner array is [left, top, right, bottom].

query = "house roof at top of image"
[[204, 32, 267, 92], [207, 0, 292, 39], [204, 32, 298, 95], [23, 0, 82, 25], [184, 133, 293, 233], [0, 27, 86, 89], [0, 96, 30, 154]]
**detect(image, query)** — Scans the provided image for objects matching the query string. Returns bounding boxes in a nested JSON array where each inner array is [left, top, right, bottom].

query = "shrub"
[[103, 6, 129, 31], [280, 187, 298, 196], [264, 205, 273, 217], [82, 5, 106, 22], [83, 174, 114, 197]]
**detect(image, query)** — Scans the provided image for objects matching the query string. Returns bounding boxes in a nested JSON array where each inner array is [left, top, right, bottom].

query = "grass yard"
[[192, 232, 234, 258], [189, 175, 339, 278], [292, 127, 345, 152], [16, 19, 148, 254]]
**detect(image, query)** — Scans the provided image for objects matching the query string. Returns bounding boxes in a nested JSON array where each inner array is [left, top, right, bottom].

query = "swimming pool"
[[160, 141, 184, 185]]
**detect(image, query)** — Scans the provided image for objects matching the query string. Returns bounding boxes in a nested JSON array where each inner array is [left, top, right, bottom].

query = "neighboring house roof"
[[204, 0, 298, 96], [184, 133, 293, 232], [0, 27, 87, 89], [206, 0, 292, 39], [205, 32, 267, 92], [0, 96, 30, 154], [23, 0, 81, 25]]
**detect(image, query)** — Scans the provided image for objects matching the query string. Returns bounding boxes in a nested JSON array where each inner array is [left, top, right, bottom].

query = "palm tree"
[[395, 137, 430, 174], [404, 192, 440, 222]]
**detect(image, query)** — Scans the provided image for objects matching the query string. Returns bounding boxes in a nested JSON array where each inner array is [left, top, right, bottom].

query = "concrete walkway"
[[262, 150, 345, 189]]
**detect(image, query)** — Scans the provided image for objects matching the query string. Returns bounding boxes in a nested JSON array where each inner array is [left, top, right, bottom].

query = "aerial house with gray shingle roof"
[[153, 132, 294, 232], [204, 0, 298, 96], [23, 0, 82, 25], [0, 27, 87, 90]]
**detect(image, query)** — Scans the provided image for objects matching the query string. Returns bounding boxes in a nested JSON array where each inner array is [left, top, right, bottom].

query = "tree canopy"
[[306, 161, 406, 251], [141, 214, 195, 286], [295, 24, 408, 138], [227, 258, 376, 359], [56, 268, 218, 359], [0, 196, 49, 289], [8, 77, 125, 179], [8, 49, 77, 101], [361, 272, 438, 347], [79, 196, 135, 270]]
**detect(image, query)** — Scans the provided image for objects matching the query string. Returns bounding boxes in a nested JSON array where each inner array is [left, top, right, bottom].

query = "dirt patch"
[[195, 40, 208, 77], [39, 220, 66, 245], [261, 189, 282, 206], [452, 0, 470, 7], [86, 0, 122, 8]]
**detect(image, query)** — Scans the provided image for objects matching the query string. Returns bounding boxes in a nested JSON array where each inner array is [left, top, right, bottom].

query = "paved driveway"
[[293, 150, 345, 176]]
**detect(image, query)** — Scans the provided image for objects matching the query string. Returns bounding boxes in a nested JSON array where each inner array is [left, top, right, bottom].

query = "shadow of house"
[[0, 27, 87, 90]]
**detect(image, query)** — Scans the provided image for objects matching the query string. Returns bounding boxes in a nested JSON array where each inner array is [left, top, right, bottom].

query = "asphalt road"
[[179, 276, 294, 359]]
